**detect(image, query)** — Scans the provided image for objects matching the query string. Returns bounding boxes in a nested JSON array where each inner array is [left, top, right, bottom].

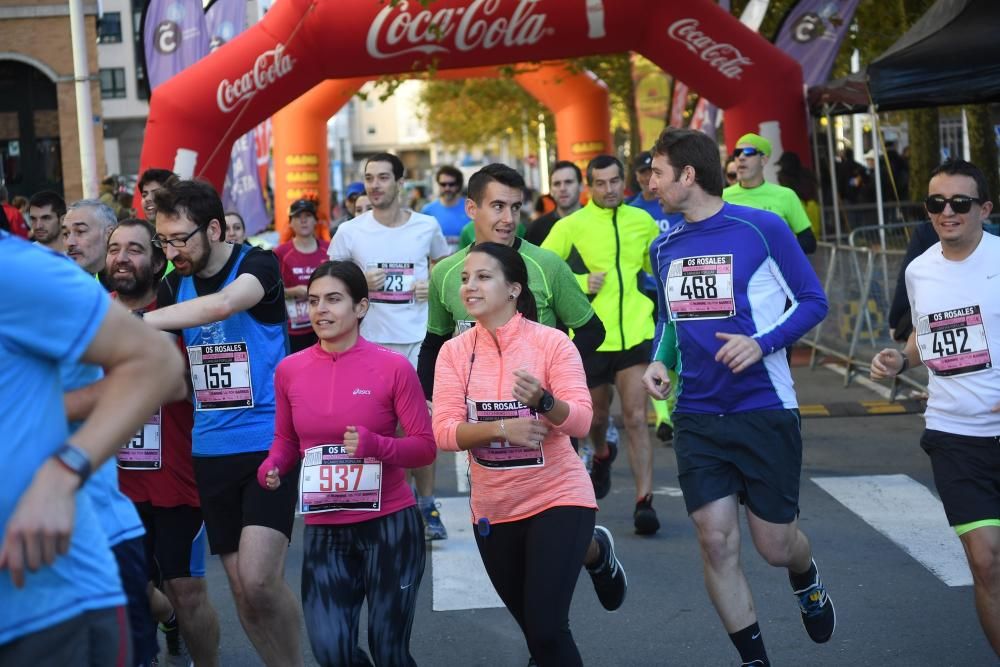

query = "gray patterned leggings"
[[301, 506, 425, 667]]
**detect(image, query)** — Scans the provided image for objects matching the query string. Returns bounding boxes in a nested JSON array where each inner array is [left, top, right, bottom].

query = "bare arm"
[[142, 273, 266, 331]]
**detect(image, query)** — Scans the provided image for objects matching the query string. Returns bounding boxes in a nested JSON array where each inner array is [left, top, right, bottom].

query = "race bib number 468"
[[666, 255, 736, 320], [916, 305, 992, 377]]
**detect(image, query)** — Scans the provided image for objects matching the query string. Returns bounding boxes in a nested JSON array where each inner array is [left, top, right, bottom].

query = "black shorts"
[[920, 429, 1000, 527], [582, 339, 653, 388], [192, 451, 300, 555], [135, 502, 207, 583], [673, 409, 803, 524], [112, 537, 159, 666]]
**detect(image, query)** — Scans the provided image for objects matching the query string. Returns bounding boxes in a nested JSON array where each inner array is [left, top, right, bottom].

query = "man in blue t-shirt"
[[641, 128, 834, 667], [422, 165, 468, 254], [0, 233, 183, 664]]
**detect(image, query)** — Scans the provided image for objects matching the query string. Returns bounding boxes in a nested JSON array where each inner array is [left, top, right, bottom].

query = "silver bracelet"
[[498, 419, 508, 441]]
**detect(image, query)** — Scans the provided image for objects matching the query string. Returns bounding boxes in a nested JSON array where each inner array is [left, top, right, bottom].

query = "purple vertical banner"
[[222, 130, 270, 236], [142, 0, 210, 90], [204, 0, 247, 51], [774, 0, 862, 87]]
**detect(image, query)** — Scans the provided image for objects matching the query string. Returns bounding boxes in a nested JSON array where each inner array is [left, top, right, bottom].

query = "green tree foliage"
[[966, 105, 1000, 206]]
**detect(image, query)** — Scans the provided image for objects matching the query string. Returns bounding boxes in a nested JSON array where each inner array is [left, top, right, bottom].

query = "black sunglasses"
[[732, 147, 765, 159], [925, 194, 982, 215], [438, 181, 459, 188], [726, 172, 738, 180]]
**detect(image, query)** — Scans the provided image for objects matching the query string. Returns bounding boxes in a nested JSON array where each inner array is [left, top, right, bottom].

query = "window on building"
[[100, 68, 127, 99], [367, 126, 377, 135], [98, 12, 123, 43]]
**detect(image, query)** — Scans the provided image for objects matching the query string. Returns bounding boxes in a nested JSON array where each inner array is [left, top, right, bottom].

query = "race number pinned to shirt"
[[666, 255, 736, 320], [285, 298, 311, 330], [466, 398, 543, 469], [118, 410, 161, 470], [299, 444, 382, 513], [916, 305, 992, 377], [187, 342, 254, 411], [370, 262, 416, 304]]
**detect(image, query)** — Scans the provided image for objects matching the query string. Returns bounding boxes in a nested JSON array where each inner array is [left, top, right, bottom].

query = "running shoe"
[[605, 421, 619, 446], [422, 502, 448, 541], [740, 661, 767, 666], [589, 440, 617, 499], [159, 616, 190, 666], [633, 494, 660, 535], [656, 422, 674, 444], [792, 559, 836, 643], [588, 525, 627, 611]]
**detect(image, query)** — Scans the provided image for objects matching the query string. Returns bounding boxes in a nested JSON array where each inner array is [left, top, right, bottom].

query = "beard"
[[108, 263, 155, 297]]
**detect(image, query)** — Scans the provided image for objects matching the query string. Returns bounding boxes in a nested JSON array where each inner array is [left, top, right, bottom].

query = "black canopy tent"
[[805, 0, 1000, 239]]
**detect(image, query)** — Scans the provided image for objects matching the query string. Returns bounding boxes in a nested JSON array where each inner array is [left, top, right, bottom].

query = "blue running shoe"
[[792, 559, 836, 643], [421, 502, 448, 541]]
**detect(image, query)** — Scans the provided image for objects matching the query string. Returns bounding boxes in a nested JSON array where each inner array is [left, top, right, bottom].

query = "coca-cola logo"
[[216, 44, 295, 113], [365, 0, 552, 60], [667, 18, 753, 80]]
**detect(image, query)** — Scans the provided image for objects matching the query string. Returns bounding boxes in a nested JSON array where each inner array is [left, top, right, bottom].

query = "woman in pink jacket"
[[258, 260, 435, 667], [432, 242, 625, 667]]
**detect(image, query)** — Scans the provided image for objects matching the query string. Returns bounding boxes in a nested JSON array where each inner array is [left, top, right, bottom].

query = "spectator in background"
[[725, 160, 738, 186], [0, 185, 29, 238], [408, 184, 429, 212], [116, 192, 135, 221], [225, 211, 247, 244], [342, 181, 365, 221], [776, 151, 822, 238], [354, 194, 373, 217], [99, 176, 122, 217], [11, 195, 28, 222], [422, 165, 468, 253]]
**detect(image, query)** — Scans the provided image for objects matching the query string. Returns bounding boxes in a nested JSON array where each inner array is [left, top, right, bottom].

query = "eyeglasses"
[[726, 172, 738, 180], [925, 194, 982, 215], [152, 227, 201, 248], [732, 147, 765, 159], [438, 181, 459, 188]]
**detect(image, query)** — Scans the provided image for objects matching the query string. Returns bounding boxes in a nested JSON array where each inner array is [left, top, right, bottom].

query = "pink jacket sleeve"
[[354, 359, 436, 467], [265, 364, 303, 476], [431, 340, 465, 452], [544, 333, 593, 437]]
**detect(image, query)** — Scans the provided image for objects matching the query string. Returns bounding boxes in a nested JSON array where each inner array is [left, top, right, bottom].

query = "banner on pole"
[[774, 0, 862, 87], [142, 0, 210, 91]]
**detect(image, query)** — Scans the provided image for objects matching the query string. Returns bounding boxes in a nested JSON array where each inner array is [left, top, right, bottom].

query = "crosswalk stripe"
[[430, 497, 504, 611], [812, 474, 972, 587]]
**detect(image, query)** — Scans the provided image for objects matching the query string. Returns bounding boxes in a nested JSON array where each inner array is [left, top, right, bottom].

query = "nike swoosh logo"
[[400, 582, 413, 590], [988, 273, 1000, 279], [751, 632, 761, 640]]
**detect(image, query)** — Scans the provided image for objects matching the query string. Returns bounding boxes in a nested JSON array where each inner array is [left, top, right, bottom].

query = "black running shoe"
[[633, 494, 660, 535], [588, 525, 627, 611], [792, 559, 836, 643], [656, 422, 674, 444], [589, 440, 617, 500]]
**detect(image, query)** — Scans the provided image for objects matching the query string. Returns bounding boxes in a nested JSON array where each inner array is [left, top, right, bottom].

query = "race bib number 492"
[[916, 305, 992, 377], [187, 342, 254, 411], [666, 255, 736, 320]]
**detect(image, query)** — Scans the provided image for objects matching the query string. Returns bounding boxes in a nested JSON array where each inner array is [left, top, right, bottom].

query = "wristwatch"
[[53, 443, 92, 487], [537, 389, 555, 414]]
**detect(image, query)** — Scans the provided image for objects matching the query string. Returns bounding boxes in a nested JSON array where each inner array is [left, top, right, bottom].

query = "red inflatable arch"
[[139, 0, 808, 211], [271, 61, 611, 241]]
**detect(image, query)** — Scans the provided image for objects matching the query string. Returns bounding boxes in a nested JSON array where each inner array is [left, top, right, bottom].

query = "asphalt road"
[[192, 361, 998, 667]]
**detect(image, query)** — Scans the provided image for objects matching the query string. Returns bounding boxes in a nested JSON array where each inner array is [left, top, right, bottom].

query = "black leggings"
[[475, 506, 596, 667], [301, 506, 425, 667]]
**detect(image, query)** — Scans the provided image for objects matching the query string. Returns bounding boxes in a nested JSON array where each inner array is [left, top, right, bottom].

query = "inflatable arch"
[[272, 62, 611, 240], [139, 0, 808, 225]]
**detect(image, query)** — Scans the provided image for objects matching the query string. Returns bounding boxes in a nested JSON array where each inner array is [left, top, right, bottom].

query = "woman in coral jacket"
[[258, 260, 435, 667], [432, 242, 625, 667]]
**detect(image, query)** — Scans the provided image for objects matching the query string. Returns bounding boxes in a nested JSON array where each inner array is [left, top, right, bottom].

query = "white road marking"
[[821, 362, 893, 400], [652, 486, 685, 498], [453, 451, 469, 493], [431, 497, 504, 611], [812, 474, 972, 586]]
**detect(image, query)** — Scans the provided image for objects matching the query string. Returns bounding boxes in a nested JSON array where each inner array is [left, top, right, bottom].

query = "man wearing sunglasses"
[[723, 133, 816, 255], [871, 159, 1000, 658], [423, 165, 467, 254]]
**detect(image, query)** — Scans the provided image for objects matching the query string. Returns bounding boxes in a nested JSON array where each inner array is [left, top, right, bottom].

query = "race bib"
[[370, 262, 416, 304], [299, 444, 382, 513], [455, 319, 475, 335], [666, 255, 736, 320], [285, 297, 311, 330], [118, 410, 161, 470], [466, 398, 543, 469], [187, 342, 254, 411], [916, 305, 992, 377]]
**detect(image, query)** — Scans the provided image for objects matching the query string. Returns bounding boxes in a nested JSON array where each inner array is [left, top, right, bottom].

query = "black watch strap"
[[54, 443, 92, 487], [537, 389, 555, 414]]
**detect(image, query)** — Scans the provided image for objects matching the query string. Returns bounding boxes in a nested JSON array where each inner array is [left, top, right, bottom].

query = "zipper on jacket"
[[612, 207, 625, 350]]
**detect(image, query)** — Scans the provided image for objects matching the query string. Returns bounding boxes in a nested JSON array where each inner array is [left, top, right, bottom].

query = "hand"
[[511, 369, 543, 408], [256, 456, 281, 490], [365, 268, 386, 292], [642, 361, 671, 400], [714, 332, 763, 373], [587, 272, 606, 295], [343, 426, 360, 456], [500, 417, 549, 449], [0, 459, 78, 588], [870, 348, 905, 380], [414, 280, 429, 303]]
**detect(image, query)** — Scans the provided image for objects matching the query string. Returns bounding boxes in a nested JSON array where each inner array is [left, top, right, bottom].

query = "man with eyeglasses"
[[871, 159, 1000, 659], [142, 180, 304, 667], [722, 134, 816, 255], [423, 165, 468, 254]]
